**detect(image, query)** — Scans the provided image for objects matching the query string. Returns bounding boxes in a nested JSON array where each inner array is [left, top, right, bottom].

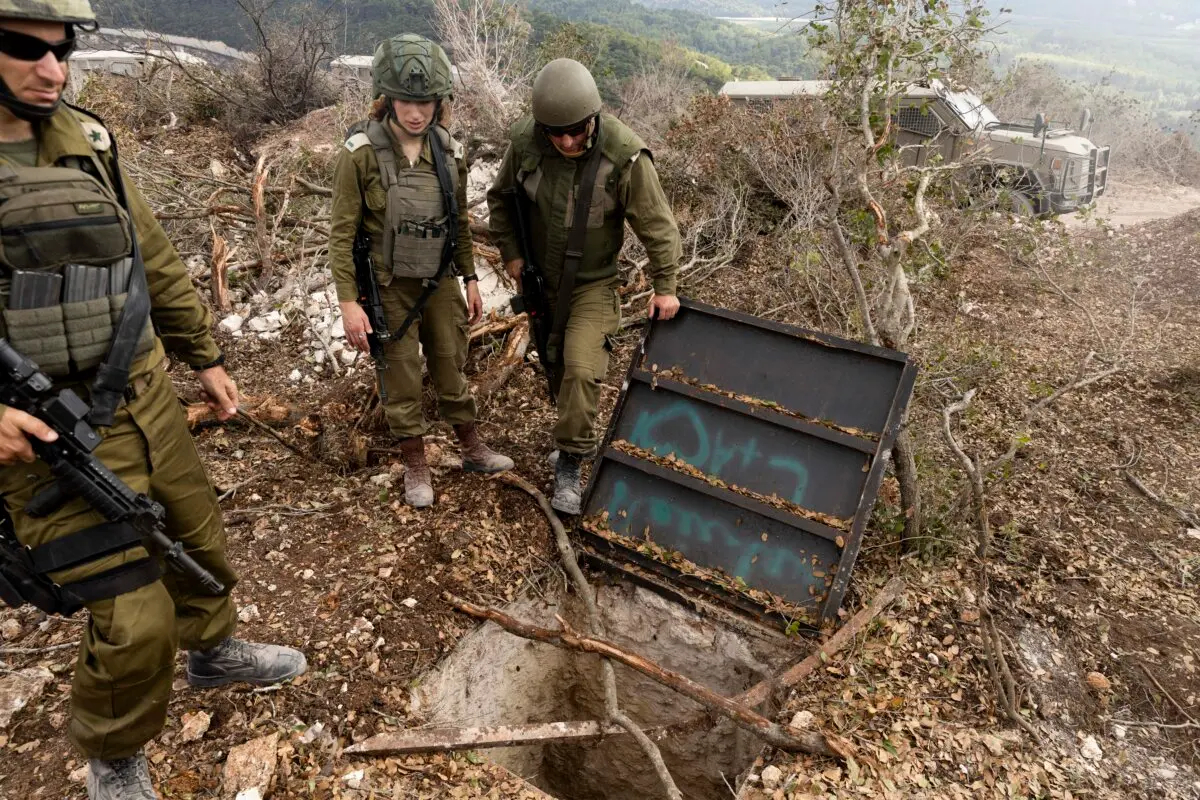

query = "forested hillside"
[[93, 0, 810, 80]]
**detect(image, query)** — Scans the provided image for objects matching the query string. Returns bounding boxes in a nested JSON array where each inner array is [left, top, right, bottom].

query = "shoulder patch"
[[450, 138, 465, 161], [345, 132, 371, 153], [79, 120, 111, 152]]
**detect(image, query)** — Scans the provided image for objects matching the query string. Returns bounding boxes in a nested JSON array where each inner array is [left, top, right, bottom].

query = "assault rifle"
[[0, 339, 224, 594], [353, 231, 391, 401], [501, 186, 557, 403]]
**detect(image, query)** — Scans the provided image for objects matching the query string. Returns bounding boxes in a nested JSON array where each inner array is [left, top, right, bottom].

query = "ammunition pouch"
[[0, 519, 162, 616], [0, 293, 155, 378]]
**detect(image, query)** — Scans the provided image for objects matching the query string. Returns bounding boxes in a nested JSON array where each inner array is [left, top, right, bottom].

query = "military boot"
[[552, 452, 583, 516], [455, 423, 514, 473], [87, 750, 158, 800], [186, 637, 307, 688], [399, 436, 434, 508]]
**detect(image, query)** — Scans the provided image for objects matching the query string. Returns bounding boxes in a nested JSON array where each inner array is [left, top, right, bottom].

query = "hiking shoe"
[[87, 750, 158, 800], [400, 436, 434, 508], [552, 452, 583, 516], [186, 637, 307, 688], [455, 423, 514, 473]]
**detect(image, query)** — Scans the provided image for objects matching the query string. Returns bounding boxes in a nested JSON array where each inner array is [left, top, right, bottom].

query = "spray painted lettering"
[[604, 478, 831, 603], [626, 400, 810, 505]]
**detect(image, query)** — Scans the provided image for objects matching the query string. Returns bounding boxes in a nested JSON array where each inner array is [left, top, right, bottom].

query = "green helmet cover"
[[532, 58, 601, 128], [0, 0, 95, 23], [372, 34, 454, 102]]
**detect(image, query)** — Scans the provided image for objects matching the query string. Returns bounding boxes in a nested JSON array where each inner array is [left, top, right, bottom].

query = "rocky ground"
[[0, 100, 1198, 800]]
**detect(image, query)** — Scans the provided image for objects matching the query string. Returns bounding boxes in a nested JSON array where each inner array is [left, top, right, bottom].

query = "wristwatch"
[[462, 275, 479, 286], [191, 353, 226, 371]]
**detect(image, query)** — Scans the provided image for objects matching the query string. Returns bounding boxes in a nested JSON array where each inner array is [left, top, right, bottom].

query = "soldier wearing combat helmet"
[[330, 34, 513, 508], [487, 58, 682, 514], [0, 2, 306, 798]]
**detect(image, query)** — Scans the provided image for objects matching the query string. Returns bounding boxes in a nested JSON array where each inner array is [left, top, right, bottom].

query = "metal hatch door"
[[577, 299, 917, 629]]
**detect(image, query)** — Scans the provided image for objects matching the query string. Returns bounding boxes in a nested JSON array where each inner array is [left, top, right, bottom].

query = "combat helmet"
[[0, 0, 95, 24], [372, 34, 454, 103], [0, 0, 97, 122], [531, 58, 601, 129]]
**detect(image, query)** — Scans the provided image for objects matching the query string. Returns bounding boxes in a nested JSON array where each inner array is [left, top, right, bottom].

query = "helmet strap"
[[0, 75, 59, 122]]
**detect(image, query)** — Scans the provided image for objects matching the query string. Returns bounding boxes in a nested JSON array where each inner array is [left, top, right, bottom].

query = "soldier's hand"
[[340, 301, 373, 353], [0, 407, 57, 465], [464, 281, 484, 325], [505, 258, 524, 284], [197, 366, 240, 422], [648, 293, 680, 321]]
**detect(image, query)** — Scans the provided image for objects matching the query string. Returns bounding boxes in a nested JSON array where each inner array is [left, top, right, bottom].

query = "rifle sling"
[[72, 105, 153, 428], [549, 124, 605, 369], [389, 128, 460, 343], [89, 247, 149, 427], [58, 556, 162, 612], [28, 520, 143, 574]]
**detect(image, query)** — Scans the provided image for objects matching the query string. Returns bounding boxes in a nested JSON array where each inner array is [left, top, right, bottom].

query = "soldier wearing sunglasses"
[[487, 58, 682, 515], [0, 2, 306, 798]]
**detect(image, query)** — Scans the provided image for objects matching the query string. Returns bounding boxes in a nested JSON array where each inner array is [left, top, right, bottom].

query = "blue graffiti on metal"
[[605, 479, 826, 598], [627, 400, 810, 504]]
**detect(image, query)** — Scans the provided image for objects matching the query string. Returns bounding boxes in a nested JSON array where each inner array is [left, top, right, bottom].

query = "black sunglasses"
[[544, 119, 591, 138], [0, 28, 76, 62]]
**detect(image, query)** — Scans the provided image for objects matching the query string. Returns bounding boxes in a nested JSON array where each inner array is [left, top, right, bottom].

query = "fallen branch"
[[0, 641, 78, 654], [235, 408, 314, 461], [736, 577, 904, 709], [187, 395, 294, 429], [344, 720, 645, 756], [1108, 719, 1200, 731], [446, 594, 848, 758], [1120, 466, 1200, 529], [295, 177, 332, 196], [1139, 663, 1198, 724], [469, 313, 524, 342], [496, 472, 683, 799]]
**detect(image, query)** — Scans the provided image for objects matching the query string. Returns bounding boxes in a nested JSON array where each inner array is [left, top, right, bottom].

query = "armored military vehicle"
[[720, 79, 1110, 216]]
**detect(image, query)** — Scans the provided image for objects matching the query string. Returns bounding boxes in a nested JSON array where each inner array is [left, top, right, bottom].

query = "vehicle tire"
[[1008, 190, 1035, 216]]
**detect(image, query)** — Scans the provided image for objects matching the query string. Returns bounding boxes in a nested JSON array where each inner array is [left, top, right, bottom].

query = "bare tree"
[[235, 0, 338, 126], [103, 0, 338, 145], [616, 51, 699, 150], [433, 0, 534, 146], [804, 0, 995, 547]]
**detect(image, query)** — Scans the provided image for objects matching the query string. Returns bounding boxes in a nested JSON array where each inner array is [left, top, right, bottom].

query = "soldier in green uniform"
[[330, 34, 513, 508], [0, 3, 306, 798], [487, 59, 682, 514]]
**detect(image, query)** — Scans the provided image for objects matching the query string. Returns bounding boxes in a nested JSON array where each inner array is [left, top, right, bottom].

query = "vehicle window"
[[896, 105, 943, 138], [942, 90, 999, 130]]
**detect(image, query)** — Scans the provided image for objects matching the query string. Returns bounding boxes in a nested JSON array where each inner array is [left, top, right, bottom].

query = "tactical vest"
[[509, 112, 648, 288], [0, 117, 154, 379], [345, 120, 462, 280]]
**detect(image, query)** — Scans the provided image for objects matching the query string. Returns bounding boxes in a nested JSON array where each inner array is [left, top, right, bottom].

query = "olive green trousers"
[[0, 365, 238, 759], [550, 277, 622, 455], [377, 276, 477, 438]]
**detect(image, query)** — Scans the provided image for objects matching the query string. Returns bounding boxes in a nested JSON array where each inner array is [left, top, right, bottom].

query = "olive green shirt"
[[0, 138, 38, 167], [328, 123, 474, 303], [0, 107, 221, 373], [487, 127, 681, 296]]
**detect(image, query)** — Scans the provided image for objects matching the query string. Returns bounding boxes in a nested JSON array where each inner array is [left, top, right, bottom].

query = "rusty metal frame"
[[576, 298, 917, 627]]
